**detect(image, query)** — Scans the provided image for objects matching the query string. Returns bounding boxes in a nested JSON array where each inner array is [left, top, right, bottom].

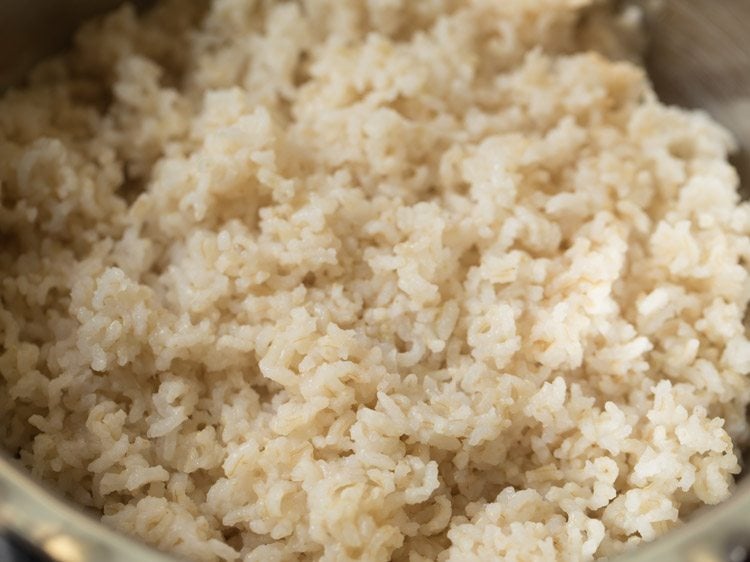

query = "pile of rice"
[[2, 0, 750, 560]]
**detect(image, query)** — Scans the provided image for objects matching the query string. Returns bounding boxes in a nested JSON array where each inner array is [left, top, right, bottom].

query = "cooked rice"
[[2, 1, 750, 560]]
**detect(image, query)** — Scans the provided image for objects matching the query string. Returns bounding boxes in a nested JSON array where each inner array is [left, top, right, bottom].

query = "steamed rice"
[[2, 0, 750, 560]]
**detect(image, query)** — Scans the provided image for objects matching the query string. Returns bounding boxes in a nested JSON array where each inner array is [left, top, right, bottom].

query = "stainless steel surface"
[[0, 455, 175, 562], [643, 0, 750, 198], [0, 0, 153, 89], [0, 1, 749, 561], [610, 5, 750, 557]]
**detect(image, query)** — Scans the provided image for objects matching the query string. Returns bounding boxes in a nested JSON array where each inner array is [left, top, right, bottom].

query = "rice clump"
[[2, 1, 750, 561]]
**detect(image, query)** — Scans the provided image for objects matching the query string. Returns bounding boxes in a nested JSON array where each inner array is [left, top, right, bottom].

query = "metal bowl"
[[0, 1, 749, 561]]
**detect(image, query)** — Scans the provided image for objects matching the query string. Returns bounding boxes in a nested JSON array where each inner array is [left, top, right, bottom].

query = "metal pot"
[[0, 1, 748, 561]]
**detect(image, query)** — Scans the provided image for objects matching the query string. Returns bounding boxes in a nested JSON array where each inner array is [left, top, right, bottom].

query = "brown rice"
[[2, 1, 750, 560]]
